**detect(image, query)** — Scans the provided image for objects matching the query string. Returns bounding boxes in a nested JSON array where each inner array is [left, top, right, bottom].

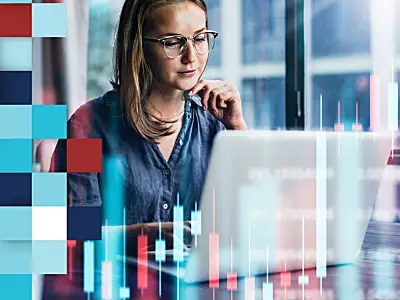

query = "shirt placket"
[[159, 99, 192, 221]]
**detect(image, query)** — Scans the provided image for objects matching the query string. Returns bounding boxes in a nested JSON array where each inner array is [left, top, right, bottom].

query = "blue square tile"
[[32, 105, 67, 139], [0, 105, 32, 138], [0, 139, 32, 173], [32, 240, 66, 274], [0, 38, 32, 71], [0, 275, 32, 299], [67, 206, 102, 240], [0, 71, 32, 105], [0, 207, 32, 240], [0, 241, 32, 274], [0, 173, 32, 206], [32, 173, 66, 206], [32, 3, 67, 38]]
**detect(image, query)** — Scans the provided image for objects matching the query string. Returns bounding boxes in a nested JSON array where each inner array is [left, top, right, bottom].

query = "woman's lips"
[[178, 69, 197, 77]]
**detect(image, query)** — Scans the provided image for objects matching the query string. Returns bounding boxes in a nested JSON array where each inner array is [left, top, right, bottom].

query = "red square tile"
[[67, 138, 102, 173], [0, 4, 32, 37]]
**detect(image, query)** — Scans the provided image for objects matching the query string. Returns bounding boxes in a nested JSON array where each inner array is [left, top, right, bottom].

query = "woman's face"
[[144, 2, 209, 93]]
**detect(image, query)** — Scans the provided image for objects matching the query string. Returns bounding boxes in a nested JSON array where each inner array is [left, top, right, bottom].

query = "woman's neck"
[[148, 87, 185, 120]]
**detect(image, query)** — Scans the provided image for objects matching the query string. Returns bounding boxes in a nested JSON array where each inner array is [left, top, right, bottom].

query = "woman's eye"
[[165, 42, 180, 47], [165, 38, 182, 47]]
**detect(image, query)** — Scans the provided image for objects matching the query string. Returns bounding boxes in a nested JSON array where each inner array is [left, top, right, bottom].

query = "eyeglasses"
[[144, 30, 218, 58]]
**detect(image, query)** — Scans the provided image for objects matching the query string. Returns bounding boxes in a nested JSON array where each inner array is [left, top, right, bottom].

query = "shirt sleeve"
[[50, 114, 102, 207], [216, 120, 226, 132]]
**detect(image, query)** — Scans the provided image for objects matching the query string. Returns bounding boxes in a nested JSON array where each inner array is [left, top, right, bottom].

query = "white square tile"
[[32, 207, 66, 241]]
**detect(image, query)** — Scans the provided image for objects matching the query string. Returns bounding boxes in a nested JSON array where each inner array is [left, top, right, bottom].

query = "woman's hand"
[[125, 221, 192, 256], [189, 80, 247, 130], [70, 222, 193, 265], [140, 221, 192, 251]]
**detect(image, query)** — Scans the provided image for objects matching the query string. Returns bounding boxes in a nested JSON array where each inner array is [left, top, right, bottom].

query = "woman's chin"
[[175, 79, 198, 91]]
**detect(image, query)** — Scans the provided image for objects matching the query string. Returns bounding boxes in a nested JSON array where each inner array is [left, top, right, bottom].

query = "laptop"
[[121, 130, 393, 283]]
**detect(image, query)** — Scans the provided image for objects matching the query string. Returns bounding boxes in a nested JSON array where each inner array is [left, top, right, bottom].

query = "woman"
[[52, 0, 247, 253]]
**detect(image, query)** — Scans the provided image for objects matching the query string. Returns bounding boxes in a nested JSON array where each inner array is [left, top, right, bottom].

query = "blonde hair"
[[110, 0, 208, 143]]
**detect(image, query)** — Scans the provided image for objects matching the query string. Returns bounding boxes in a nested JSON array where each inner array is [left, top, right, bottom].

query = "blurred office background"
[[31, 0, 400, 133], [85, 0, 398, 132]]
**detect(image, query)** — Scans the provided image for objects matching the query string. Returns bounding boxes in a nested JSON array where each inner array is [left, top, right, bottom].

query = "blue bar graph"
[[120, 208, 130, 299], [84, 241, 94, 293], [156, 240, 166, 262], [173, 200, 184, 262], [191, 202, 201, 235], [316, 133, 327, 280], [262, 282, 273, 299], [119, 287, 130, 299], [101, 156, 124, 299], [388, 82, 398, 131], [263, 246, 273, 299], [155, 222, 166, 297]]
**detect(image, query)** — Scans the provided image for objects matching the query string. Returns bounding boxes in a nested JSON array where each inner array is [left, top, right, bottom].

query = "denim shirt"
[[51, 88, 225, 225]]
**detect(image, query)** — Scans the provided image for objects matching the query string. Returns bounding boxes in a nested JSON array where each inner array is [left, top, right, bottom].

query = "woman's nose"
[[182, 40, 197, 63]]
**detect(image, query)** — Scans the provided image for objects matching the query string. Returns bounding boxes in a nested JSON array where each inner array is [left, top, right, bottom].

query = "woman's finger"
[[214, 85, 231, 109], [218, 97, 228, 108], [183, 223, 191, 232], [198, 84, 214, 110], [197, 81, 225, 110], [211, 86, 232, 116], [208, 89, 219, 115], [207, 85, 228, 114], [183, 223, 193, 245], [200, 86, 212, 110], [183, 234, 192, 246]]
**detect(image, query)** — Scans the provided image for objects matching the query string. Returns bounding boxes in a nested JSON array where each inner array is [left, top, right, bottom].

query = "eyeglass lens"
[[163, 32, 216, 57]]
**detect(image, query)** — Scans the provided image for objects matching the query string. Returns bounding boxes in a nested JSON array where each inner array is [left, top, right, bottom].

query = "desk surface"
[[42, 221, 400, 300]]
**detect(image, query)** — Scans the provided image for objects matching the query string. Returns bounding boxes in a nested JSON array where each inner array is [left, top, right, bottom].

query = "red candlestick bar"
[[67, 240, 76, 280], [334, 101, 344, 131], [352, 102, 363, 131], [137, 234, 148, 291], [227, 238, 237, 292], [209, 233, 219, 288], [227, 272, 237, 291], [280, 271, 291, 288]]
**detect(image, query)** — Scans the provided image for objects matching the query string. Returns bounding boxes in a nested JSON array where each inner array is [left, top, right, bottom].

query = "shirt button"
[[178, 139, 183, 146], [162, 203, 169, 210], [188, 101, 191, 107], [163, 169, 170, 176]]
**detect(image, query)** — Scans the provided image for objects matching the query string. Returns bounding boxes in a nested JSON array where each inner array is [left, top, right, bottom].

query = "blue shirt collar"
[[184, 91, 202, 107]]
